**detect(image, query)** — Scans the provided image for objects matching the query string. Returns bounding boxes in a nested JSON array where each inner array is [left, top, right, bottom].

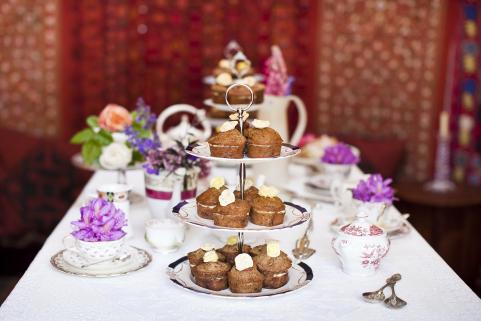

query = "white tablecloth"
[[1, 166, 480, 321]]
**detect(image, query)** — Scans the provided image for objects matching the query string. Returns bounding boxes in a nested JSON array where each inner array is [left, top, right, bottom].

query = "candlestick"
[[439, 111, 449, 138]]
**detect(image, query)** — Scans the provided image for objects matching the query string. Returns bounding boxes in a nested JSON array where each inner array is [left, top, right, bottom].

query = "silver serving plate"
[[166, 256, 313, 299]]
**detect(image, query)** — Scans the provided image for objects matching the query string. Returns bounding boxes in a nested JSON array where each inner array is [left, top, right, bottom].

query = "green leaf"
[[86, 116, 99, 129], [130, 150, 144, 165], [70, 128, 94, 144], [130, 111, 137, 121], [81, 141, 101, 165], [93, 130, 113, 146]]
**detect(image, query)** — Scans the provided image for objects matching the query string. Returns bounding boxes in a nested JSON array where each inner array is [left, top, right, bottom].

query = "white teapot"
[[156, 104, 211, 148], [331, 203, 390, 276]]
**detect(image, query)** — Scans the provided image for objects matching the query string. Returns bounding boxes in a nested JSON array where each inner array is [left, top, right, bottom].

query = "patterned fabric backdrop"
[[63, 0, 317, 137], [0, 0, 59, 137], [316, 0, 446, 181]]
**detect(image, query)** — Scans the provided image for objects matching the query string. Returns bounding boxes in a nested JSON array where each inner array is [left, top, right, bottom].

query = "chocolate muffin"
[[196, 177, 226, 220], [211, 83, 265, 105], [193, 261, 231, 291], [212, 199, 250, 228], [208, 128, 246, 159], [228, 254, 264, 293], [187, 247, 226, 274], [218, 243, 252, 265], [234, 185, 259, 204], [251, 195, 286, 226], [254, 250, 292, 289], [244, 121, 283, 158]]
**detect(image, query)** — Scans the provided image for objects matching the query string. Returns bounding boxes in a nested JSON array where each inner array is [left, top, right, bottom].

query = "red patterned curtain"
[[61, 0, 319, 138]]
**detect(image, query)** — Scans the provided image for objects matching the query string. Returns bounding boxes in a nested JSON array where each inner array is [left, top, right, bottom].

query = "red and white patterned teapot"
[[331, 203, 390, 276]]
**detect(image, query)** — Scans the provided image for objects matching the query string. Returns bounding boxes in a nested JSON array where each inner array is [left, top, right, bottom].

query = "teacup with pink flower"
[[321, 143, 360, 180]]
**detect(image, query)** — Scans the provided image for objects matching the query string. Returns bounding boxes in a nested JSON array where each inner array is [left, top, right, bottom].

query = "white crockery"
[[97, 183, 133, 237], [145, 218, 185, 253], [331, 203, 390, 277], [63, 235, 125, 262]]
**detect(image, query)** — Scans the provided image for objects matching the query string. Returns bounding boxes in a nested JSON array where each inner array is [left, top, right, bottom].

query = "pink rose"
[[98, 104, 132, 132]]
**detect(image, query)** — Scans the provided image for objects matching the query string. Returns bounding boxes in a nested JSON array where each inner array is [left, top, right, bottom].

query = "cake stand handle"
[[237, 232, 244, 253]]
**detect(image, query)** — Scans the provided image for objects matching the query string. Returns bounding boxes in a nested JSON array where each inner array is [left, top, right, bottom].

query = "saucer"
[[51, 246, 152, 277], [330, 216, 411, 239]]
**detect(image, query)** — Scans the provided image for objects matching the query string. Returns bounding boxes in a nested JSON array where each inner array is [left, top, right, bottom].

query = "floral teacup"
[[63, 235, 125, 262]]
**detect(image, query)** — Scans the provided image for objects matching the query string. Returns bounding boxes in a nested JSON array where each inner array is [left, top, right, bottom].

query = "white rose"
[[99, 142, 132, 170]]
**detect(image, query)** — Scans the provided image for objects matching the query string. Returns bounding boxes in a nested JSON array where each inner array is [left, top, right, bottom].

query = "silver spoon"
[[293, 219, 316, 260], [384, 282, 407, 309], [80, 254, 131, 269], [362, 273, 401, 303]]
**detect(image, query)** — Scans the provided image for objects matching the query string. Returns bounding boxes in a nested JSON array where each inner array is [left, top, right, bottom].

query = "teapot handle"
[[156, 104, 212, 142], [285, 95, 307, 145]]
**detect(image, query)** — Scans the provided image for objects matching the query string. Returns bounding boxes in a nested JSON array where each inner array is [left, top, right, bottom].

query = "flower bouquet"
[[67, 198, 127, 262], [351, 174, 396, 224], [321, 143, 360, 179], [71, 98, 159, 170]]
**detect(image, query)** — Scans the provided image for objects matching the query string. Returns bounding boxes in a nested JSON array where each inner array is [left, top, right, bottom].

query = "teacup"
[[97, 183, 132, 238], [145, 218, 185, 253], [322, 163, 353, 181], [63, 235, 125, 262], [330, 179, 356, 218]]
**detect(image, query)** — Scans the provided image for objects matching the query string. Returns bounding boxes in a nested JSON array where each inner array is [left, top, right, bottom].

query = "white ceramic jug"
[[252, 94, 307, 186]]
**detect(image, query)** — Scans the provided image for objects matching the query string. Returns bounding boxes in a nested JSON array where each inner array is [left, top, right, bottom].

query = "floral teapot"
[[331, 203, 390, 277], [156, 104, 211, 148]]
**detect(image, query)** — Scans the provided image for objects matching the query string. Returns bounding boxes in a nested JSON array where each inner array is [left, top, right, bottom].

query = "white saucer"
[[51, 246, 152, 277]]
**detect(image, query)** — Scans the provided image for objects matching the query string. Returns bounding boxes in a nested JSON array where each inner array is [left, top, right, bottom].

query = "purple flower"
[[71, 198, 127, 242], [352, 174, 395, 204], [321, 143, 359, 165]]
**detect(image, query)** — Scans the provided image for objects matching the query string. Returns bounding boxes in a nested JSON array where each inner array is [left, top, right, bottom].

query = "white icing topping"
[[235, 253, 253, 271], [273, 272, 287, 277], [203, 250, 219, 263], [219, 121, 238, 133], [219, 189, 235, 207], [240, 76, 256, 87], [258, 185, 279, 198], [200, 243, 215, 251], [252, 119, 270, 129], [209, 176, 225, 189], [236, 178, 254, 191], [229, 112, 249, 122], [267, 240, 280, 258], [216, 72, 233, 86]]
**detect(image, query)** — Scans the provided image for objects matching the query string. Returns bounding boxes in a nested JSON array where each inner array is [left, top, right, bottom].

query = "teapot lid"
[[340, 217, 384, 237]]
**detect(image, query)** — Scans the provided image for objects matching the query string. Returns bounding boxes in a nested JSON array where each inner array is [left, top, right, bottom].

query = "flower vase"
[[144, 168, 199, 218], [353, 200, 386, 224]]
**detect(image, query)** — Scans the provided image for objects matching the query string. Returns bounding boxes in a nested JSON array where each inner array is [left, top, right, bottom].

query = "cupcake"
[[254, 240, 292, 289], [244, 119, 283, 158], [192, 250, 231, 291], [233, 178, 259, 204], [208, 121, 246, 159], [187, 243, 226, 274], [228, 253, 264, 293], [196, 177, 226, 220], [250, 185, 286, 226], [218, 235, 252, 265], [212, 190, 250, 228], [211, 69, 264, 105]]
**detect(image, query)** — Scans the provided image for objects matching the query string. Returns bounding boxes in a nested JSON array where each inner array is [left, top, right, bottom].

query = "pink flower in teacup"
[[98, 104, 132, 132]]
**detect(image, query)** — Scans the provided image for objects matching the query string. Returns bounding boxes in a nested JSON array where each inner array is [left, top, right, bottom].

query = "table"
[[1, 166, 480, 321]]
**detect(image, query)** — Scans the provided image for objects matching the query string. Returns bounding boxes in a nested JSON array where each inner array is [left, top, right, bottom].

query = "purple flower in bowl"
[[352, 174, 395, 205], [71, 198, 127, 242], [321, 143, 359, 165]]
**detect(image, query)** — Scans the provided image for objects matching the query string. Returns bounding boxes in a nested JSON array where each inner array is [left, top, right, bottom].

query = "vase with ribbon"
[[143, 141, 210, 218]]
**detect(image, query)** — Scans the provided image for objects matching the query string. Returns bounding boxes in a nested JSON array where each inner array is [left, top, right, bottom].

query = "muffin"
[[228, 253, 264, 293], [233, 179, 258, 204], [250, 185, 286, 226], [187, 244, 226, 274], [208, 121, 246, 159], [192, 250, 231, 291], [250, 244, 267, 257], [212, 190, 250, 228], [218, 235, 252, 265], [196, 177, 226, 220], [254, 240, 292, 289], [244, 119, 283, 158], [212, 82, 265, 105]]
